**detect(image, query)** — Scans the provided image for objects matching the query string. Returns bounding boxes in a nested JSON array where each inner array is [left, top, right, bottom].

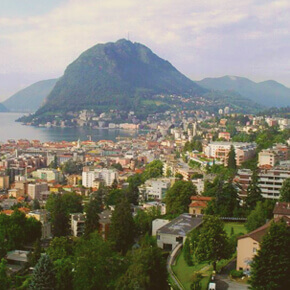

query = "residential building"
[[27, 183, 48, 200], [156, 214, 203, 250], [203, 141, 257, 166], [236, 216, 290, 273], [5, 250, 29, 273], [70, 213, 85, 237], [188, 196, 212, 215], [99, 209, 112, 240], [0, 175, 9, 189], [273, 202, 290, 218], [32, 168, 62, 182], [138, 178, 171, 200], [152, 219, 170, 236], [143, 201, 166, 215], [258, 144, 289, 167], [236, 165, 290, 199], [27, 210, 52, 239], [82, 167, 118, 187]]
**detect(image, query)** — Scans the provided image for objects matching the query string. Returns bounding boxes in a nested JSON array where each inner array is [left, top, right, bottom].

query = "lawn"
[[171, 222, 247, 290], [172, 249, 211, 290], [224, 222, 247, 236]]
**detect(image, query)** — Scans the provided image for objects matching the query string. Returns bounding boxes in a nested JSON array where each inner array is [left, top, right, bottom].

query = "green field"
[[224, 222, 247, 236]]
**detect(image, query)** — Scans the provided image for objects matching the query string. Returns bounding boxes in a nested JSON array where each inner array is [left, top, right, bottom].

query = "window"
[[157, 235, 160, 240], [253, 248, 257, 253]]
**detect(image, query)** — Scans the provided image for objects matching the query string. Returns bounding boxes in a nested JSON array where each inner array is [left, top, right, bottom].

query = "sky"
[[0, 0, 290, 101]]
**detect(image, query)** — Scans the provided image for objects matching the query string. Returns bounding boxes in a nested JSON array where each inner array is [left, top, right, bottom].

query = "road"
[[214, 260, 248, 290]]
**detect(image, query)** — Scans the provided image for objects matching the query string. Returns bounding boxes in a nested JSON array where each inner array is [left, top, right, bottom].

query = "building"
[[27, 183, 48, 200], [236, 165, 290, 199], [138, 178, 171, 200], [152, 219, 170, 236], [156, 214, 203, 250], [236, 216, 290, 273], [218, 132, 231, 141], [82, 167, 118, 187], [273, 202, 290, 218], [143, 201, 166, 215], [258, 144, 289, 168], [99, 209, 112, 240], [191, 178, 204, 194], [70, 213, 85, 237], [0, 175, 9, 189], [27, 209, 52, 239], [189, 196, 212, 215], [204, 141, 257, 166], [32, 168, 62, 182], [5, 250, 29, 273]]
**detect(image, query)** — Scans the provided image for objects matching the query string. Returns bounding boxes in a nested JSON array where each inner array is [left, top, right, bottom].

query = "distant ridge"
[[0, 103, 8, 112], [196, 75, 290, 107], [3, 79, 58, 112]]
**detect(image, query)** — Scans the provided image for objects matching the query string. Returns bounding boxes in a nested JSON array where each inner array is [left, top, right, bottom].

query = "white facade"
[[152, 219, 170, 236], [82, 168, 118, 187], [191, 178, 204, 194], [70, 213, 85, 237]]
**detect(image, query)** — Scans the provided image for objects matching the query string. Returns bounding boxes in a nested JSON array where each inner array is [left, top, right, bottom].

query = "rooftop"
[[157, 214, 203, 236]]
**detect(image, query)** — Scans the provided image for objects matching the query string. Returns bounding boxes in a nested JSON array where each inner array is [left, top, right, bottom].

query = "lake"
[[0, 113, 140, 142]]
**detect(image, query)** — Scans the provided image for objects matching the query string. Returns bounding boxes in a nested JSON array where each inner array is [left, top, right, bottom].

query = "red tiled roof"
[[190, 196, 212, 201], [189, 201, 208, 208], [273, 202, 290, 216]]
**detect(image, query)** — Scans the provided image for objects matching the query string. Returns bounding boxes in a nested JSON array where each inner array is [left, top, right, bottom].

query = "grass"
[[224, 222, 247, 236], [172, 250, 212, 290], [172, 222, 247, 290]]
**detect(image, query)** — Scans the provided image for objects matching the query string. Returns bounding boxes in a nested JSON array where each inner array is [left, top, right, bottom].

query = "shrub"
[[230, 269, 244, 278]]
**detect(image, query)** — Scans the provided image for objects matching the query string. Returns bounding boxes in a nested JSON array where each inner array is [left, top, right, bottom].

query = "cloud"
[[0, 0, 289, 86]]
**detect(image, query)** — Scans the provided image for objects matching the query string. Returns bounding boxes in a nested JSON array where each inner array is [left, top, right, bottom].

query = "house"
[[156, 214, 203, 250], [273, 202, 290, 218], [99, 209, 112, 240], [27, 209, 52, 240], [189, 196, 212, 215], [236, 216, 290, 273]]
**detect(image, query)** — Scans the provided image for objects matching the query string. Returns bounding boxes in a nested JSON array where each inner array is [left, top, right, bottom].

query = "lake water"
[[0, 113, 140, 142]]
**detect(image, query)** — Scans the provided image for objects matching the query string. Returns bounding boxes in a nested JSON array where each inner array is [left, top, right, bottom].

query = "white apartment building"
[[236, 165, 290, 199], [27, 210, 52, 239], [204, 141, 257, 166], [27, 183, 48, 200], [32, 168, 62, 182], [82, 167, 118, 187], [139, 178, 171, 200], [70, 213, 86, 237]]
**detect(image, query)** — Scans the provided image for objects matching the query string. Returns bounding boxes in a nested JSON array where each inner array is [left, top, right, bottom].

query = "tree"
[[250, 219, 290, 289], [84, 194, 101, 237], [280, 178, 290, 202], [32, 199, 40, 210], [105, 189, 123, 206], [46, 237, 74, 261], [30, 255, 57, 290], [61, 160, 82, 174], [0, 258, 10, 290], [183, 238, 193, 266], [116, 240, 168, 290], [73, 232, 123, 290], [190, 272, 203, 290], [142, 160, 163, 181], [245, 168, 263, 209], [46, 194, 70, 237], [245, 200, 275, 232], [54, 257, 74, 290], [195, 216, 230, 271], [28, 239, 42, 267], [227, 145, 236, 170], [165, 180, 196, 215], [109, 198, 135, 255]]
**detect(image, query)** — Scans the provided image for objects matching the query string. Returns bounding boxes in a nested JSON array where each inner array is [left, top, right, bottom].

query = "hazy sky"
[[1, 0, 290, 101]]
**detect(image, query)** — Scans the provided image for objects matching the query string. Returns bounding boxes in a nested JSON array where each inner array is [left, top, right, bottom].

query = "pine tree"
[[28, 239, 42, 266], [109, 198, 135, 255], [30, 255, 56, 290], [0, 258, 10, 290], [245, 168, 263, 209], [32, 199, 40, 210], [280, 178, 290, 202], [84, 194, 101, 237], [227, 145, 237, 170], [250, 219, 290, 289]]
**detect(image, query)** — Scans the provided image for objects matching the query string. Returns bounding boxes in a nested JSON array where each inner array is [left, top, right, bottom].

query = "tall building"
[[235, 165, 290, 199], [82, 167, 118, 187], [258, 144, 289, 168], [27, 183, 48, 200]]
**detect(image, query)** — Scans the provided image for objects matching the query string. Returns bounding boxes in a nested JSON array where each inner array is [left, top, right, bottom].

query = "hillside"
[[3, 79, 58, 112], [35, 39, 206, 116], [197, 76, 290, 107], [0, 103, 9, 112]]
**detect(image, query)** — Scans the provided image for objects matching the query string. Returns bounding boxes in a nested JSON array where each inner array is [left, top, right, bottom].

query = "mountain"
[[35, 39, 206, 116], [0, 103, 8, 112], [196, 76, 290, 108], [3, 79, 58, 112]]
